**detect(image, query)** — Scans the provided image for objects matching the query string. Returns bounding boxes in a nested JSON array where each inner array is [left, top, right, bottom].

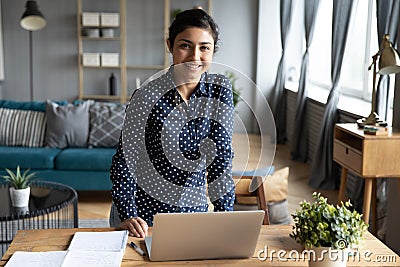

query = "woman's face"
[[167, 27, 214, 82]]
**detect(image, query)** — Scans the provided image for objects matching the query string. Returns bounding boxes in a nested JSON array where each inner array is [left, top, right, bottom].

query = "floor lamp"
[[20, 0, 46, 101]]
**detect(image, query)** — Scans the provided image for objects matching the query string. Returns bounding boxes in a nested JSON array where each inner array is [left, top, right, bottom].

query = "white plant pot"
[[308, 246, 348, 267], [9, 186, 30, 207]]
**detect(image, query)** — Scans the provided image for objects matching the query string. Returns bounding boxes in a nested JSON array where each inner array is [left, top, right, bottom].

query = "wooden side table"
[[333, 123, 400, 233]]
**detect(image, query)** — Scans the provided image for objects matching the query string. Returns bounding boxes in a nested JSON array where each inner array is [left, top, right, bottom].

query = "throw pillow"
[[88, 102, 126, 148], [263, 166, 289, 202], [45, 100, 93, 148], [0, 108, 46, 147], [234, 166, 289, 204]]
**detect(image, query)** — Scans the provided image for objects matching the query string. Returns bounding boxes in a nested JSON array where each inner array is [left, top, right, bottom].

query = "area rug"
[[78, 219, 110, 228]]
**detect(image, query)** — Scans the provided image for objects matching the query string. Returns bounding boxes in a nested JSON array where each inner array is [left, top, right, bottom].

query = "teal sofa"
[[0, 146, 114, 190], [0, 100, 123, 191]]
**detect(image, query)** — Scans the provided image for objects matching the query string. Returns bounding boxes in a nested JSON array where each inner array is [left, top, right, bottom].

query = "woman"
[[110, 9, 235, 238]]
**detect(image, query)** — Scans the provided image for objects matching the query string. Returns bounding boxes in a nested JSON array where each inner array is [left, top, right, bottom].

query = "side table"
[[333, 123, 400, 233], [0, 181, 78, 257]]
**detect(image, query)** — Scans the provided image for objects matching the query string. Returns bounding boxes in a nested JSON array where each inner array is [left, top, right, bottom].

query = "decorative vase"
[[109, 72, 116, 95], [308, 246, 348, 267], [9, 186, 30, 207]]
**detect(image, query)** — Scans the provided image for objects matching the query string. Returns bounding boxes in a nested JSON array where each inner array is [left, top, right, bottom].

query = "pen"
[[130, 241, 147, 257]]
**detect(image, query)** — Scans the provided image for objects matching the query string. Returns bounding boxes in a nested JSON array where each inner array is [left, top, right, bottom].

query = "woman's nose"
[[190, 47, 201, 61]]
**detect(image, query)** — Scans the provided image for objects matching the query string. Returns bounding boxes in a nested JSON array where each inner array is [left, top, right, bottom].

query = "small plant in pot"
[[1, 166, 37, 207], [290, 192, 368, 267]]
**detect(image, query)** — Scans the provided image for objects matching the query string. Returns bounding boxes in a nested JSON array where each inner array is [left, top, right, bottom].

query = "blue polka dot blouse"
[[110, 67, 235, 226]]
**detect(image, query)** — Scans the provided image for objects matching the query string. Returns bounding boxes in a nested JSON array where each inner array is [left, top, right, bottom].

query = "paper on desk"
[[67, 230, 128, 252], [5, 251, 67, 267], [61, 250, 124, 267]]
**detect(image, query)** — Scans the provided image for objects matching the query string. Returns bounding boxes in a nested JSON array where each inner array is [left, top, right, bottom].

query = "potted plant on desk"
[[1, 166, 37, 207], [290, 192, 368, 267]]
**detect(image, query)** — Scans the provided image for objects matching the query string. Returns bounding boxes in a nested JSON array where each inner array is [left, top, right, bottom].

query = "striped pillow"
[[0, 108, 46, 147]]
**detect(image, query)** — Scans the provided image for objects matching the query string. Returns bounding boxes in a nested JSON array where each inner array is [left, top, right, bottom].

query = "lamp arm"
[[371, 57, 377, 115], [368, 53, 379, 70]]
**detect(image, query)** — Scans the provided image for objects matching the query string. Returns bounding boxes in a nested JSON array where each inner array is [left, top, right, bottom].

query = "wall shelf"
[[77, 0, 211, 103]]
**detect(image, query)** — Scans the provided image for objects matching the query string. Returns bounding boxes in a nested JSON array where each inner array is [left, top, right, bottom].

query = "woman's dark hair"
[[168, 9, 220, 52]]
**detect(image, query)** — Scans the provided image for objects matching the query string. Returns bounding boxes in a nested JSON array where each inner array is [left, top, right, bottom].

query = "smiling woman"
[[166, 11, 218, 101], [109, 9, 236, 238]]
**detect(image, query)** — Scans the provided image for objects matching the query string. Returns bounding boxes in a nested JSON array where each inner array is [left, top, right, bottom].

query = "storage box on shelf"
[[101, 53, 119, 67], [100, 12, 119, 27], [82, 12, 100, 27], [82, 53, 100, 67]]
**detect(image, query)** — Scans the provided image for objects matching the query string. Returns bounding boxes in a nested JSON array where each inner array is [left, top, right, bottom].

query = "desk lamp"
[[358, 34, 400, 127]]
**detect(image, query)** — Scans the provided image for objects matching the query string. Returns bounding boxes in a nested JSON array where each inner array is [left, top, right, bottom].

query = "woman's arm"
[[110, 136, 138, 220], [110, 136, 149, 237]]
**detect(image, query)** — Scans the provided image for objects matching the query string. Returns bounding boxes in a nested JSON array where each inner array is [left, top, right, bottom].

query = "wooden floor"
[[78, 143, 338, 220]]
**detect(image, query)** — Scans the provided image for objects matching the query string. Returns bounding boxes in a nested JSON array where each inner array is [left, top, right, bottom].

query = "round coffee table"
[[0, 180, 78, 256]]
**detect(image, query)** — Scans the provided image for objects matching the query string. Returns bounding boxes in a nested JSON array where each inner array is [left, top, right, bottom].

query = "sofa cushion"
[[88, 102, 125, 148], [0, 108, 46, 147], [45, 100, 93, 148], [55, 148, 115, 171], [0, 146, 61, 169]]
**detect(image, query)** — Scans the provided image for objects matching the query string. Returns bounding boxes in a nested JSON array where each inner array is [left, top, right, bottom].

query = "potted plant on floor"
[[1, 166, 37, 207], [290, 192, 368, 267]]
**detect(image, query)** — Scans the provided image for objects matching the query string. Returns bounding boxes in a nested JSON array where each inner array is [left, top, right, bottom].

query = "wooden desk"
[[334, 123, 400, 232], [1, 226, 399, 266]]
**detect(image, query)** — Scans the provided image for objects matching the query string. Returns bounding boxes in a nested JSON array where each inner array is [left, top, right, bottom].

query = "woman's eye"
[[201, 46, 211, 51], [180, 43, 190, 49]]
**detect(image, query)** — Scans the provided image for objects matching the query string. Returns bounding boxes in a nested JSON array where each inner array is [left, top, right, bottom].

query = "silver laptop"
[[144, 210, 265, 261]]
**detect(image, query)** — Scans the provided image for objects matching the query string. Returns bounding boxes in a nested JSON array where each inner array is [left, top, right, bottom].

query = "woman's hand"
[[120, 217, 148, 238]]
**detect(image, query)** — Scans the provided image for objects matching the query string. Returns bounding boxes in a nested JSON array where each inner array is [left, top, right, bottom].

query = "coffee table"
[[0, 180, 78, 256]]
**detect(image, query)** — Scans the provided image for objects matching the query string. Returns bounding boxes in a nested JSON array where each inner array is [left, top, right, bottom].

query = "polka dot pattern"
[[110, 67, 235, 225]]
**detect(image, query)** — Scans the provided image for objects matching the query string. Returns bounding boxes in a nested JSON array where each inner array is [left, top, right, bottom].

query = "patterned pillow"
[[88, 102, 126, 148], [0, 108, 46, 147]]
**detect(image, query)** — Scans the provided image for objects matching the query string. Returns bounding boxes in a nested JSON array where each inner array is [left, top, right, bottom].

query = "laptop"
[[144, 210, 265, 261]]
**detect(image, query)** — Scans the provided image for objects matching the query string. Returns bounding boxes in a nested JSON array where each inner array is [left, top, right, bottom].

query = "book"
[[363, 125, 389, 135], [5, 231, 129, 267]]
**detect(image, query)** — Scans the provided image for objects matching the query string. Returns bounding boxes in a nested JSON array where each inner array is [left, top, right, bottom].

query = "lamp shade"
[[378, 34, 400, 75], [20, 1, 46, 31]]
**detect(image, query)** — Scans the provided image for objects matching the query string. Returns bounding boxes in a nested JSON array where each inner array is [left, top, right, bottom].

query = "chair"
[[233, 175, 270, 225]]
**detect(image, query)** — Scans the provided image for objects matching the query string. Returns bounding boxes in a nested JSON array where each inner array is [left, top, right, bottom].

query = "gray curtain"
[[269, 0, 293, 144], [309, 0, 357, 189], [290, 0, 321, 162], [375, 0, 400, 121]]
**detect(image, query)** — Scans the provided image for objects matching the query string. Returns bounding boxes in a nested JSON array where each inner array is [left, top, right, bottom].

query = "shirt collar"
[[167, 65, 209, 97]]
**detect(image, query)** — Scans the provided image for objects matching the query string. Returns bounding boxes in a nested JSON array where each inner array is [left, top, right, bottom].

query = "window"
[[308, 0, 378, 101]]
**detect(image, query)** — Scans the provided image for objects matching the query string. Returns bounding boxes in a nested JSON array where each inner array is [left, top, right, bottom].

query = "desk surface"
[[1, 225, 399, 266]]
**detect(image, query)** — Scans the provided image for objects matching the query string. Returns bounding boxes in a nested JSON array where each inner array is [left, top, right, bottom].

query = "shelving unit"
[[77, 0, 211, 103], [77, 0, 126, 102]]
